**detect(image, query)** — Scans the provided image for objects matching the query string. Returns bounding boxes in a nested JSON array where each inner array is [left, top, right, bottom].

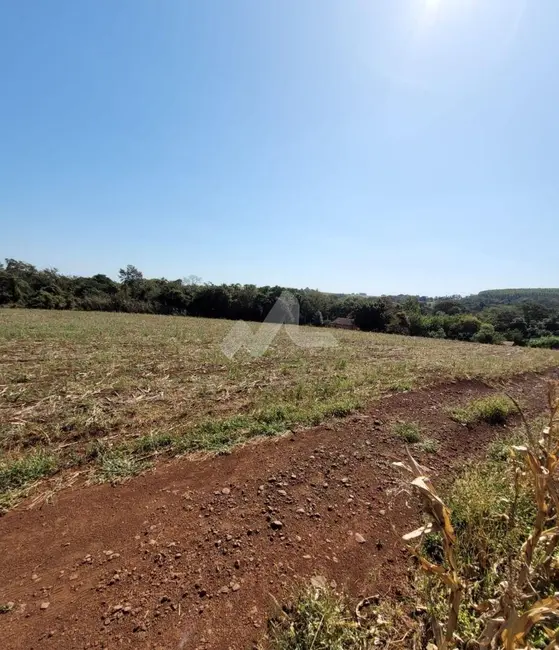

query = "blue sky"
[[1, 0, 557, 296]]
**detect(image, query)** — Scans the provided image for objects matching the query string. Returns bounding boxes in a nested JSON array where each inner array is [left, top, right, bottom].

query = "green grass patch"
[[0, 450, 58, 492], [130, 431, 174, 454], [266, 585, 372, 650], [175, 398, 361, 454], [450, 394, 515, 426], [393, 421, 423, 443], [448, 460, 535, 578], [0, 450, 58, 512], [97, 451, 145, 483]]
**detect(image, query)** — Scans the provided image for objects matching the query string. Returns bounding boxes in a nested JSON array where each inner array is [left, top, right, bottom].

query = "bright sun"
[[425, 0, 443, 10]]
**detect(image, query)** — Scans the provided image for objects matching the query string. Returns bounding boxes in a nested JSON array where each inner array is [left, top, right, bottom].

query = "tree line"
[[1, 259, 558, 349]]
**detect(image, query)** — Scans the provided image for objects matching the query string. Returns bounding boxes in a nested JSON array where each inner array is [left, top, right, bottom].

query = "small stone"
[[355, 533, 366, 544], [231, 583, 240, 592], [40, 602, 50, 610], [219, 586, 230, 595], [296, 508, 305, 514], [277, 490, 287, 497], [341, 477, 349, 484], [31, 574, 38, 581], [221, 487, 231, 495], [270, 520, 283, 530], [379, 509, 386, 516], [303, 554, 311, 560]]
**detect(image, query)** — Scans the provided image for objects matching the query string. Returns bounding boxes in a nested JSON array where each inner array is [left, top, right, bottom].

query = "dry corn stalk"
[[395, 381, 559, 649], [394, 450, 463, 649]]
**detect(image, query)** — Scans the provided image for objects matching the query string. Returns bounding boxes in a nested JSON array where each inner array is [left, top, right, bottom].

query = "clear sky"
[[1, 0, 557, 296]]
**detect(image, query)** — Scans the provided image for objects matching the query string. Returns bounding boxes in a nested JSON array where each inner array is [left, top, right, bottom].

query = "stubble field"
[[1, 308, 558, 508]]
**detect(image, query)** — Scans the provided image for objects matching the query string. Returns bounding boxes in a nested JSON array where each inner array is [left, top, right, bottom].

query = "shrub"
[[353, 300, 393, 332], [507, 329, 527, 346], [428, 326, 446, 339], [472, 323, 497, 344], [386, 311, 410, 335], [528, 335, 559, 350], [447, 314, 483, 341], [311, 310, 324, 327]]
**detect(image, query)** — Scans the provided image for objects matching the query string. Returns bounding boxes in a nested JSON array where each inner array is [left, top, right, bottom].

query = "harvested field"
[[1, 309, 558, 508], [0, 371, 556, 650]]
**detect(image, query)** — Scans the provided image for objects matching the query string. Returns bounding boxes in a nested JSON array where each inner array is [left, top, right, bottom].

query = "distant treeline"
[[1, 259, 559, 349]]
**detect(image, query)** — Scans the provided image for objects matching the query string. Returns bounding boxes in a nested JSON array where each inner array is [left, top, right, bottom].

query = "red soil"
[[0, 372, 555, 650]]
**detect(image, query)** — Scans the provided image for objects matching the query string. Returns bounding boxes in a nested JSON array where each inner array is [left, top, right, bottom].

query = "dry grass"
[[0, 309, 558, 506]]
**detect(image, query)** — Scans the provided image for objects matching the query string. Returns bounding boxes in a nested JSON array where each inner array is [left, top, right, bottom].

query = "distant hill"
[[462, 289, 559, 310]]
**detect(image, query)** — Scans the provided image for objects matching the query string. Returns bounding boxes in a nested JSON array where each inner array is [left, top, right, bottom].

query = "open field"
[[0, 372, 556, 649], [1, 309, 558, 506]]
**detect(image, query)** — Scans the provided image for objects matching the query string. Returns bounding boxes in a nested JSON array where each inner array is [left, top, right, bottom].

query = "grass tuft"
[[393, 421, 423, 443], [418, 438, 439, 454], [97, 451, 144, 483], [450, 394, 515, 426]]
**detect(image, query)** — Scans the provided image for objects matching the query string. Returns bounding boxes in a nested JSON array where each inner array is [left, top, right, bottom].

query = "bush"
[[311, 310, 324, 327], [507, 329, 527, 346], [353, 300, 392, 332], [428, 326, 446, 339], [472, 323, 497, 344], [447, 314, 482, 341], [528, 335, 559, 350]]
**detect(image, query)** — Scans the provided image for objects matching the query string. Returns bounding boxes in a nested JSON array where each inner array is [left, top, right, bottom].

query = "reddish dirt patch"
[[0, 372, 556, 650]]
